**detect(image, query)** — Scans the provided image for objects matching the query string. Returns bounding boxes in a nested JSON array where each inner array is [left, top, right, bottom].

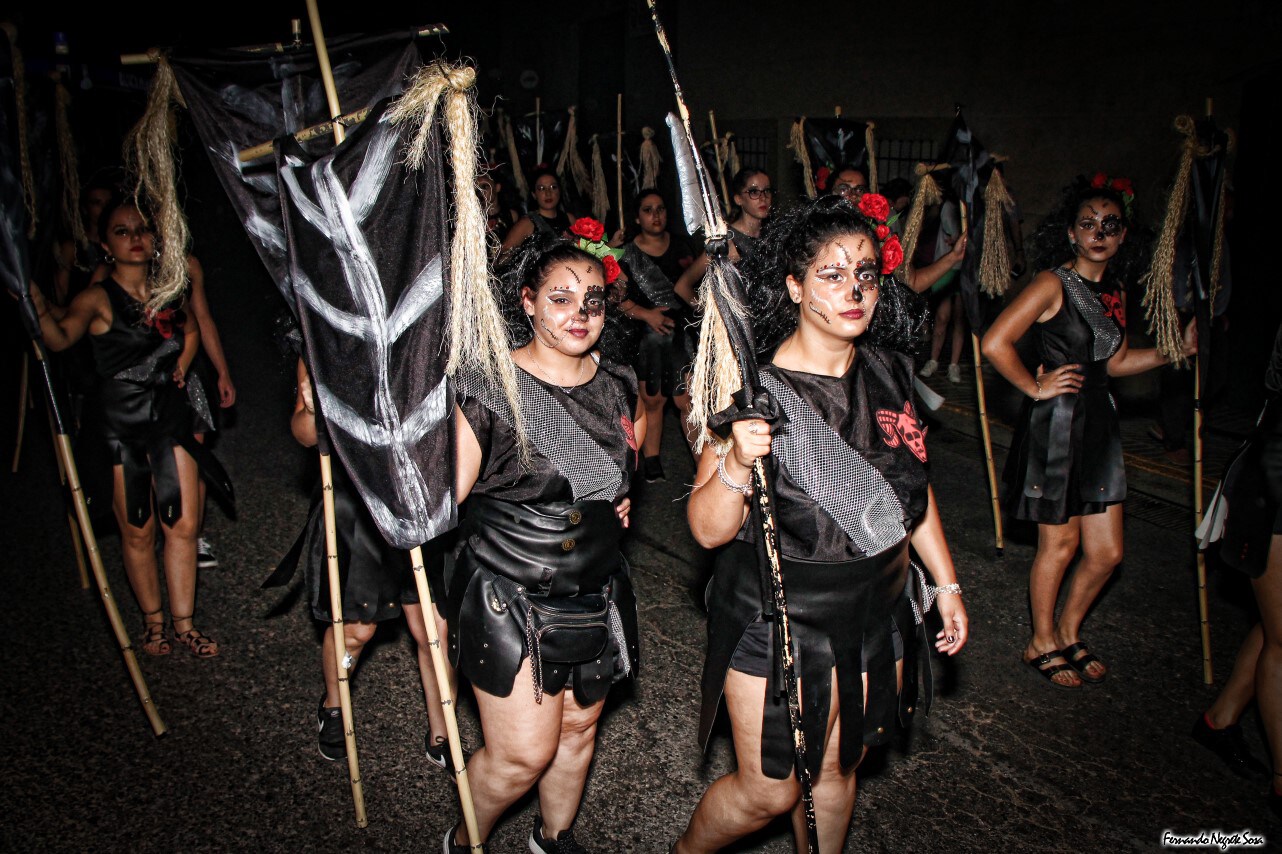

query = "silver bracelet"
[[716, 447, 753, 496], [933, 582, 962, 597]]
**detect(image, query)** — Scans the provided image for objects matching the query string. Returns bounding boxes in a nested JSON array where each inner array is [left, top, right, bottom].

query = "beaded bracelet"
[[933, 582, 962, 597], [716, 445, 752, 496]]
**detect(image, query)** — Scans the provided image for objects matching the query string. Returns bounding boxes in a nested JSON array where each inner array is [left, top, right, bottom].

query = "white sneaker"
[[919, 359, 939, 378], [196, 537, 219, 569], [947, 364, 962, 384]]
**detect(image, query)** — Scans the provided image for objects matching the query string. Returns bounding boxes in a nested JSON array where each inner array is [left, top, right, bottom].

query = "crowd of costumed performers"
[[9, 18, 1282, 850]]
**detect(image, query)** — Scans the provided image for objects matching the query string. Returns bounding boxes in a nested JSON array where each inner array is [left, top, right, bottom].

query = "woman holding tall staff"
[[982, 179, 1195, 688], [30, 194, 224, 658], [673, 196, 967, 853], [443, 228, 645, 854]]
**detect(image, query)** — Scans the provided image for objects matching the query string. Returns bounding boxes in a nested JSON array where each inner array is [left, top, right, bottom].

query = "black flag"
[[169, 36, 421, 313], [277, 97, 454, 549]]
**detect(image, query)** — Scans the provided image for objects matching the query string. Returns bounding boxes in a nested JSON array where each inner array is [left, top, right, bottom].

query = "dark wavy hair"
[[743, 196, 928, 355], [495, 232, 638, 364], [1025, 176, 1152, 287]]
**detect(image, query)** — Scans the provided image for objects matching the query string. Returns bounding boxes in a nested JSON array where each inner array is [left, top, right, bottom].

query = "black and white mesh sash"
[[460, 366, 622, 502], [1055, 267, 1122, 361], [622, 244, 677, 308], [759, 371, 906, 556]]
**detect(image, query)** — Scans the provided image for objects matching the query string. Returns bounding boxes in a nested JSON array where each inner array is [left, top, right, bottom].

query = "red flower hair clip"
[[570, 217, 624, 285]]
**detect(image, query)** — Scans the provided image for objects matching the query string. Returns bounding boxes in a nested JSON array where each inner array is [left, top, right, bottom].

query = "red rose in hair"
[[857, 192, 890, 223], [875, 224, 890, 240], [815, 166, 830, 192], [571, 217, 606, 243], [880, 234, 904, 274], [1090, 172, 1109, 189], [1110, 177, 1134, 196], [601, 255, 621, 285]]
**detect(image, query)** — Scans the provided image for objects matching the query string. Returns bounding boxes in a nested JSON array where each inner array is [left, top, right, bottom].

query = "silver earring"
[[105, 253, 116, 264]]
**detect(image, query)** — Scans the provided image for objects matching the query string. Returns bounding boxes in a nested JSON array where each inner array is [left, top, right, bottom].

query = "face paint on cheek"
[[582, 286, 606, 318], [808, 301, 832, 324], [538, 316, 564, 344]]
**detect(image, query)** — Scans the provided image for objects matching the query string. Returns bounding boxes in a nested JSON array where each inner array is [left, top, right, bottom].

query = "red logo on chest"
[[876, 401, 927, 462], [1099, 292, 1125, 328]]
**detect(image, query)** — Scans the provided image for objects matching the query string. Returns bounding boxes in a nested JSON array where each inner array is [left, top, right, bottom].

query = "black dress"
[[446, 358, 641, 705], [700, 346, 931, 779], [85, 279, 228, 527], [1004, 267, 1126, 524], [621, 237, 695, 397]]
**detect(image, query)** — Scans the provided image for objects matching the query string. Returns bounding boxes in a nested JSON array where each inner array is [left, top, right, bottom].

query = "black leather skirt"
[[699, 537, 923, 780], [445, 495, 640, 705]]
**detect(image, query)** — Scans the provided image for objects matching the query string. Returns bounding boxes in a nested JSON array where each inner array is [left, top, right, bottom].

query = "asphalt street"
[[2, 246, 1276, 852]]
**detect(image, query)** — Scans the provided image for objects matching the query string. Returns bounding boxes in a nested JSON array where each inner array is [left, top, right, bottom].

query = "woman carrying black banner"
[[982, 179, 1195, 688], [443, 227, 645, 854], [618, 189, 697, 479], [30, 194, 227, 658], [673, 196, 968, 853]]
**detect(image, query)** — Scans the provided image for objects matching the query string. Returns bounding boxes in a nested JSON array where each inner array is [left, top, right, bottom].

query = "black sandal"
[[172, 615, 219, 659], [140, 608, 171, 656], [1061, 641, 1106, 684], [1025, 650, 1080, 690]]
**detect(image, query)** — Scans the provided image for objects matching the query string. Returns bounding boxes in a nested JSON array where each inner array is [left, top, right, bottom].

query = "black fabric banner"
[[277, 98, 455, 549], [511, 108, 568, 176], [936, 111, 999, 331], [800, 116, 873, 192], [169, 37, 420, 314]]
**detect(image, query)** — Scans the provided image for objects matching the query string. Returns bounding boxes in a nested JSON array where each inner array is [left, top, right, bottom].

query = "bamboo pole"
[[238, 108, 370, 162], [12, 349, 28, 472], [960, 202, 1004, 552], [708, 111, 730, 213], [305, 0, 366, 825], [31, 343, 166, 735], [120, 24, 449, 64], [1194, 357, 1211, 683], [408, 546, 483, 851], [970, 334, 1005, 553], [43, 399, 91, 588], [1194, 95, 1214, 685], [616, 94, 625, 234], [319, 453, 367, 827]]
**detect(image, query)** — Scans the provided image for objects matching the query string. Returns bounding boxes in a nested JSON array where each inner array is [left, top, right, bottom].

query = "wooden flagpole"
[[34, 342, 166, 735], [304, 0, 367, 827], [1194, 96, 1214, 685], [961, 201, 1005, 553], [708, 110, 730, 212], [12, 349, 28, 472], [43, 399, 91, 588], [616, 94, 625, 234], [305, 1, 481, 840]]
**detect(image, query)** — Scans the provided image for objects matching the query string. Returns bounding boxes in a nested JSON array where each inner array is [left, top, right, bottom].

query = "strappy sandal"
[[172, 615, 219, 659], [140, 608, 171, 656], [1061, 641, 1107, 684], [1024, 649, 1080, 690]]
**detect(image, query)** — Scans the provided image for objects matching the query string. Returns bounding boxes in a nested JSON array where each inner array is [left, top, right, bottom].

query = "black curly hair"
[[741, 196, 928, 355], [1025, 176, 1152, 287], [494, 232, 638, 364]]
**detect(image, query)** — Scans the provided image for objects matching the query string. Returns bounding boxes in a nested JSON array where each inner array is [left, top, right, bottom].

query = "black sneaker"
[[316, 699, 345, 761], [196, 537, 219, 570], [443, 823, 488, 854], [425, 732, 458, 772], [529, 814, 586, 854], [642, 455, 665, 483], [1191, 714, 1269, 781]]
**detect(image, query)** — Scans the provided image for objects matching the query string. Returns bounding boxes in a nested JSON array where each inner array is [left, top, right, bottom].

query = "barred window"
[[876, 138, 936, 185]]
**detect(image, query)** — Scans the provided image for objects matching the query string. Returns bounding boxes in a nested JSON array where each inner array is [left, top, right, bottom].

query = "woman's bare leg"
[[1056, 504, 1124, 679], [534, 691, 607, 836], [402, 601, 452, 742], [1252, 534, 1282, 795], [452, 658, 567, 846], [1025, 517, 1083, 687]]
